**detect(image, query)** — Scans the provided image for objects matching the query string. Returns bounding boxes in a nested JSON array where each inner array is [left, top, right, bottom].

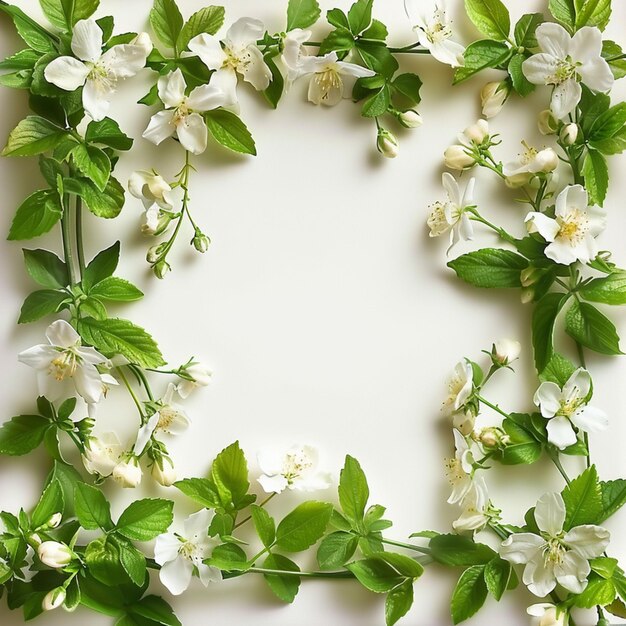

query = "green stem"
[[380, 538, 431, 555], [233, 493, 276, 530], [130, 364, 155, 402], [61, 198, 77, 287], [475, 395, 511, 421], [247, 567, 353, 579], [488, 522, 510, 541], [469, 211, 517, 246], [75, 195, 86, 277], [549, 452, 572, 485], [117, 367, 145, 419]]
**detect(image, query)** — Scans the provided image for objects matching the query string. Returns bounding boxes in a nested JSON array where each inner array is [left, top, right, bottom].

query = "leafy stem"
[[61, 196, 77, 288], [468, 209, 517, 246], [247, 567, 354, 579], [380, 537, 431, 555], [233, 493, 277, 530]]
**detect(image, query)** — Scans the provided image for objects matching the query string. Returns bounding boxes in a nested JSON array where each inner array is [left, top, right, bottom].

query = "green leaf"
[[589, 103, 626, 141], [205, 110, 257, 155], [532, 293, 567, 372], [454, 39, 510, 83], [514, 13, 543, 48], [347, 0, 373, 34], [78, 317, 166, 369], [128, 596, 181, 626], [575, 0, 612, 31], [357, 41, 398, 78], [177, 6, 225, 51], [71, 144, 111, 192], [565, 300, 621, 356], [207, 543, 249, 571], [385, 580, 414, 626], [391, 73, 422, 107], [8, 189, 63, 241], [501, 413, 543, 465], [276, 501, 333, 552], [150, 0, 184, 51], [338, 455, 369, 527], [361, 84, 391, 118], [287, 0, 321, 30], [39, 0, 100, 30], [2, 116, 68, 157], [581, 273, 626, 305], [82, 242, 120, 292], [85, 537, 126, 585], [263, 55, 284, 109], [582, 148, 609, 206], [262, 554, 301, 603], [362, 19, 388, 41], [31, 478, 63, 529], [47, 461, 84, 517], [562, 465, 603, 530], [448, 249, 527, 288], [575, 573, 616, 608], [23, 249, 68, 289], [327, 8, 349, 29], [89, 277, 144, 302], [85, 118, 133, 151], [64, 176, 125, 219], [465, 0, 511, 40], [174, 477, 220, 509], [549, 0, 575, 30], [116, 498, 174, 541], [539, 353, 576, 386], [115, 537, 147, 587], [591, 127, 626, 155], [430, 534, 497, 566], [0, 5, 57, 53], [319, 28, 355, 56], [18, 288, 68, 323], [484, 557, 512, 601], [377, 552, 423, 578], [317, 531, 358, 569], [600, 480, 626, 522], [603, 41, 626, 80], [451, 565, 488, 624], [508, 54, 535, 97], [347, 557, 405, 593], [0, 415, 50, 456], [74, 483, 113, 531], [251, 505, 275, 548], [211, 441, 251, 510]]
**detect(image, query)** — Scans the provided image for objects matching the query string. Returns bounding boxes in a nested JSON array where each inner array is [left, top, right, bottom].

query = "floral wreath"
[[1, 0, 626, 625]]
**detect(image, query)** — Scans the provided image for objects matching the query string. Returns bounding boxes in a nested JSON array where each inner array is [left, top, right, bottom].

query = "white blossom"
[[38, 542, 73, 569], [500, 492, 610, 596], [152, 459, 177, 487], [129, 171, 174, 235], [452, 474, 489, 533], [445, 430, 482, 505], [177, 362, 212, 398], [44, 20, 151, 121], [281, 28, 313, 83], [525, 185, 605, 266], [503, 143, 558, 188], [528, 604, 568, 626], [112, 457, 142, 488], [42, 588, 65, 611], [258, 445, 331, 494], [441, 360, 474, 417], [154, 509, 221, 596], [522, 23, 613, 120], [481, 81, 510, 118], [82, 432, 123, 476], [493, 339, 521, 365], [377, 129, 399, 158], [533, 368, 608, 450]]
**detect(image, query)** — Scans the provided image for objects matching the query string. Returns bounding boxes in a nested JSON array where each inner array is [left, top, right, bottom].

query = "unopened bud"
[[463, 119, 490, 144], [377, 128, 399, 159], [521, 287, 534, 304], [398, 109, 423, 128], [152, 459, 177, 487], [146, 243, 165, 264], [521, 266, 542, 287], [192, 232, 210, 253], [42, 588, 66, 611], [477, 427, 510, 449], [492, 339, 521, 366], [45, 513, 62, 529], [113, 457, 142, 488], [38, 541, 73, 569], [538, 110, 559, 135], [444, 145, 475, 170], [560, 123, 579, 146], [481, 81, 510, 119], [153, 260, 171, 280]]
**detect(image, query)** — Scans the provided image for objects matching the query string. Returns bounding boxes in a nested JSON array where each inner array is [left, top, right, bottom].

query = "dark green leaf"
[[8, 189, 63, 241], [85, 118, 133, 151], [276, 501, 333, 552], [319, 27, 354, 56], [85, 537, 126, 585], [129, 596, 181, 626], [582, 149, 608, 206], [600, 480, 626, 522], [71, 144, 111, 192], [347, 0, 373, 34], [581, 273, 626, 305], [430, 534, 497, 566], [115, 537, 147, 587], [514, 13, 543, 48], [0, 415, 50, 456], [347, 557, 404, 593], [18, 289, 67, 323], [116, 499, 174, 541], [454, 40, 510, 83], [565, 300, 621, 356], [484, 557, 512, 601], [532, 293, 567, 372], [451, 565, 488, 624], [448, 248, 527, 288], [31, 478, 64, 529], [317, 531, 358, 569], [150, 0, 184, 51], [251, 505, 275, 548], [82, 242, 120, 292], [205, 109, 257, 155], [23, 249, 67, 289], [64, 176, 125, 219], [508, 54, 535, 97], [385, 580, 414, 626], [74, 483, 113, 531], [391, 73, 422, 107], [89, 277, 144, 302]]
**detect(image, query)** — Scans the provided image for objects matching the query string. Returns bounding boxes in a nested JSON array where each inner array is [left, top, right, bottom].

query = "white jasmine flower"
[[528, 604, 568, 626], [441, 360, 474, 417], [404, 0, 465, 67], [152, 459, 177, 487], [188, 18, 271, 106], [86, 373, 119, 419], [42, 588, 65, 611], [257, 445, 331, 494], [377, 128, 399, 158], [500, 492, 610, 596], [142, 69, 232, 155], [493, 339, 521, 365], [427, 173, 475, 250], [452, 409, 476, 436], [134, 383, 190, 455], [503, 143, 558, 188], [445, 430, 480, 504], [18, 320, 111, 405], [82, 432, 123, 476], [452, 474, 489, 533], [281, 28, 313, 82], [522, 23, 613, 120], [481, 81, 510, 118], [177, 362, 212, 398], [128, 170, 174, 234], [398, 110, 423, 128], [154, 509, 221, 596], [296, 52, 375, 106], [44, 19, 151, 121], [525, 185, 606, 266], [37, 542, 73, 569], [533, 367, 608, 450], [112, 457, 142, 488]]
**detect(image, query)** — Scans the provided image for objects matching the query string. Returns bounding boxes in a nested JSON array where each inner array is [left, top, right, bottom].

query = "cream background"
[[1, 1, 626, 624]]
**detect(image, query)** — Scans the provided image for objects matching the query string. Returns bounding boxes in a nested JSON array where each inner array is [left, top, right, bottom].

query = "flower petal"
[[82, 79, 112, 122], [100, 43, 148, 79], [188, 33, 226, 71], [442, 172, 461, 207], [73, 364, 105, 404], [535, 492, 566, 537], [46, 320, 80, 348], [533, 381, 562, 417], [579, 57, 614, 92], [525, 213, 559, 243], [226, 17, 265, 48], [134, 413, 159, 455], [547, 416, 577, 450], [564, 525, 610, 559], [570, 26, 603, 63], [258, 474, 288, 494], [523, 554, 557, 597], [187, 83, 228, 112], [431, 39, 465, 68], [184, 509, 214, 540], [308, 73, 343, 106], [563, 368, 591, 401], [143, 110, 176, 146], [154, 532, 181, 565], [554, 550, 590, 594], [500, 533, 545, 565], [536, 22, 571, 60], [71, 19, 103, 62], [43, 57, 89, 91], [556, 184, 588, 218], [18, 345, 57, 369], [176, 112, 208, 155], [158, 69, 186, 108], [522, 54, 559, 85], [159, 557, 193, 596], [551, 79, 582, 120], [544, 239, 580, 266], [198, 563, 222, 586], [571, 405, 608, 433]]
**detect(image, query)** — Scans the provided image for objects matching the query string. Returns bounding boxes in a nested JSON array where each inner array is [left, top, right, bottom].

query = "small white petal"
[[430, 39, 465, 68], [535, 22, 571, 60], [237, 45, 271, 91], [82, 79, 112, 122], [159, 557, 193, 596], [562, 368, 591, 400], [525, 213, 560, 243], [71, 19, 103, 62], [101, 43, 148, 79], [500, 533, 545, 565], [176, 112, 208, 155], [186, 83, 228, 112], [143, 110, 176, 145], [46, 320, 80, 348], [188, 33, 226, 71], [534, 492, 566, 537], [198, 563, 222, 586], [442, 173, 461, 207], [73, 364, 106, 404], [258, 474, 288, 494], [154, 533, 181, 565], [547, 416, 578, 450], [533, 381, 562, 417], [524, 554, 557, 597], [579, 57, 614, 92], [134, 413, 159, 455], [551, 79, 582, 120], [571, 405, 608, 433], [564, 525, 610, 559], [44, 57, 89, 91], [555, 185, 588, 219], [226, 17, 265, 48], [158, 69, 186, 108], [184, 509, 214, 539], [554, 550, 590, 594], [570, 26, 603, 63]]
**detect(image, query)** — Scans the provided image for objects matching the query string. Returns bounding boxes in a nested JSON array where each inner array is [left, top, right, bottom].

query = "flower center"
[[547, 57, 579, 85], [315, 67, 342, 100], [520, 141, 538, 165], [425, 10, 453, 44], [282, 451, 313, 484], [158, 407, 180, 431], [86, 61, 116, 92], [173, 99, 192, 126], [49, 349, 79, 381], [444, 458, 465, 486], [223, 45, 252, 74], [543, 538, 566, 566], [179, 540, 200, 562], [445, 374, 466, 407], [556, 208, 589, 245]]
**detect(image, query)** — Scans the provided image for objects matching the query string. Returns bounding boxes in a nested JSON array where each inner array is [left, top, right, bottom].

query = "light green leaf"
[[581, 273, 626, 305], [128, 596, 182, 626], [174, 477, 220, 509], [385, 579, 414, 626], [0, 5, 58, 53], [0, 415, 50, 456], [562, 465, 604, 530], [338, 455, 369, 527], [31, 478, 64, 529], [205, 109, 257, 155], [508, 54, 535, 97], [18, 288, 68, 323], [262, 554, 301, 603], [448, 248, 527, 288], [588, 103, 626, 142], [575, 0, 612, 31], [465, 0, 511, 40], [549, 0, 575, 30], [114, 536, 147, 587], [392, 73, 422, 107], [287, 0, 321, 31], [211, 441, 251, 510], [177, 6, 225, 51], [74, 483, 113, 531], [276, 501, 333, 552], [251, 505, 275, 548], [39, 0, 100, 30], [582, 148, 609, 206], [484, 557, 512, 601], [501, 413, 544, 465], [600, 479, 626, 522], [565, 300, 621, 356], [319, 27, 354, 55], [575, 573, 616, 608], [71, 144, 111, 192], [8, 189, 63, 241], [454, 39, 510, 83], [64, 176, 125, 219], [539, 353, 576, 386], [317, 531, 358, 569], [429, 534, 497, 566], [150, 0, 184, 51], [2, 116, 68, 157], [85, 537, 126, 585], [347, 557, 405, 593], [89, 277, 144, 302], [116, 498, 174, 541]]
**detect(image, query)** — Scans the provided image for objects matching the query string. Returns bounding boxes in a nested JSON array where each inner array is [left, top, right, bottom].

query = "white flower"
[[538, 110, 559, 136], [445, 430, 480, 504], [129, 171, 175, 235], [188, 18, 271, 106], [525, 185, 606, 266], [44, 20, 151, 121], [522, 23, 613, 120], [463, 120, 490, 144], [503, 143, 558, 188], [444, 120, 490, 170], [560, 123, 579, 146], [112, 457, 142, 488], [452, 409, 476, 437], [533, 367, 608, 450], [18, 320, 111, 405], [82, 432, 123, 476], [427, 173, 475, 250], [528, 604, 568, 626], [134, 384, 190, 455], [281, 28, 313, 83], [38, 542, 73, 569], [441, 360, 474, 417], [377, 129, 399, 158], [296, 51, 375, 106], [404, 0, 465, 67], [86, 373, 119, 419], [452, 475, 489, 533], [177, 362, 212, 398], [154, 509, 221, 596], [257, 445, 331, 494], [152, 459, 177, 487], [398, 110, 423, 128], [493, 339, 521, 365], [500, 492, 610, 596], [42, 588, 65, 611], [481, 81, 510, 119], [142, 69, 232, 155]]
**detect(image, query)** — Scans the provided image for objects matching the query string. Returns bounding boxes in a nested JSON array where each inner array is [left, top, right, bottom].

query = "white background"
[[1, 1, 626, 625]]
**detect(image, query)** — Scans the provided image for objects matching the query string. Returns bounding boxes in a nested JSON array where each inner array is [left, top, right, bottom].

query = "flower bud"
[[481, 81, 509, 118], [30, 532, 42, 547], [152, 459, 177, 487], [45, 512, 62, 529], [153, 260, 171, 280], [528, 603, 568, 626], [131, 32, 153, 56], [444, 145, 475, 170], [537, 110, 558, 135], [463, 119, 490, 144], [453, 409, 476, 436], [176, 361, 212, 398], [521, 287, 534, 304], [536, 148, 559, 173], [560, 123, 579, 146], [113, 458, 142, 488], [146, 244, 164, 264], [477, 427, 510, 449], [521, 266, 541, 288], [492, 339, 521, 366], [42, 587, 66, 611], [398, 109, 423, 128], [193, 232, 210, 253], [38, 541, 73, 569], [377, 128, 399, 159]]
